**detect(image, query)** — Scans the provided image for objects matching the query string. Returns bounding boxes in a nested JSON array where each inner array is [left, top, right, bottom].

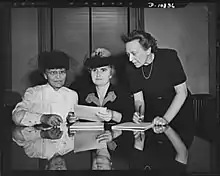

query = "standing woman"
[[78, 48, 134, 123], [122, 30, 194, 149]]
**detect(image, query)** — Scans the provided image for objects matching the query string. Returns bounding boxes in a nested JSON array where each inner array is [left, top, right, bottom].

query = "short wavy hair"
[[121, 30, 158, 53]]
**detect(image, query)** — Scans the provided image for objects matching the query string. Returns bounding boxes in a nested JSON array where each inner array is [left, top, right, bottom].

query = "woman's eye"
[[101, 68, 107, 72], [60, 70, 66, 74]]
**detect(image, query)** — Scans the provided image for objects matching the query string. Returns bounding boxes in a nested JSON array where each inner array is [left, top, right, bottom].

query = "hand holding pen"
[[132, 106, 144, 124], [133, 130, 145, 150]]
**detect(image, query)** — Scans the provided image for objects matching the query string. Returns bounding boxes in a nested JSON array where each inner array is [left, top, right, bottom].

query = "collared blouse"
[[12, 84, 78, 126], [12, 126, 75, 160]]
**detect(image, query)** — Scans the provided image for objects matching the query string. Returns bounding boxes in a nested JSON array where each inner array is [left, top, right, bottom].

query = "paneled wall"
[[53, 8, 90, 86], [53, 7, 128, 86], [91, 7, 127, 54], [1, 7, 11, 90], [11, 8, 38, 95], [144, 3, 214, 94], [10, 4, 216, 96]]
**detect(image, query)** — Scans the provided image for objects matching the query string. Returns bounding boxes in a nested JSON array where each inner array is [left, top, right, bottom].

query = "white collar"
[[45, 83, 64, 93]]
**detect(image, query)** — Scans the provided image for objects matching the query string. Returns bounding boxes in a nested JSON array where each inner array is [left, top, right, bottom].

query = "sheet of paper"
[[74, 130, 107, 153], [111, 122, 154, 131], [69, 122, 104, 131], [74, 105, 107, 122]]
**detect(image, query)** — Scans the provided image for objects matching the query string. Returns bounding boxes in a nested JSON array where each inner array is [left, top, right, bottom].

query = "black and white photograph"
[[1, 1, 220, 175]]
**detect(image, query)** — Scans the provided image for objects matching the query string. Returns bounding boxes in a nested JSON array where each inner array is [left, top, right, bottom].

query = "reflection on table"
[[12, 119, 193, 173]]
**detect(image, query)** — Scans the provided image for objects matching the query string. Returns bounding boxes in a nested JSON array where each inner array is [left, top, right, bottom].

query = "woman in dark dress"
[[77, 48, 134, 123], [121, 30, 195, 171]]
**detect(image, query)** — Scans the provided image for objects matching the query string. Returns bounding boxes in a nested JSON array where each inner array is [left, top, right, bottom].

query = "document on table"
[[69, 122, 104, 131], [111, 122, 154, 131], [74, 130, 107, 153]]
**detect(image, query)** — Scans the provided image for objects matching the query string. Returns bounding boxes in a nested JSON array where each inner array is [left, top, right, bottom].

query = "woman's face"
[[91, 66, 112, 87], [46, 155, 67, 170], [44, 68, 67, 90], [126, 39, 150, 68]]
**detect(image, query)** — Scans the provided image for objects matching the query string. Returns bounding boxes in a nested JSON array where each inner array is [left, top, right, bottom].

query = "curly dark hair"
[[121, 30, 158, 53]]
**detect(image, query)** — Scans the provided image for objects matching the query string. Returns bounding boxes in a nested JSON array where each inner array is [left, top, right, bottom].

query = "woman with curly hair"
[[122, 30, 195, 171]]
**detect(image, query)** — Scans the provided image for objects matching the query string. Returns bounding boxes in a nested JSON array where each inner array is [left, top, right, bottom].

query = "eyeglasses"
[[46, 70, 66, 76]]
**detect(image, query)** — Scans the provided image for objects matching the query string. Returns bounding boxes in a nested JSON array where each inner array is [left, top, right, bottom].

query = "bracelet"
[[111, 110, 114, 120], [162, 117, 169, 125]]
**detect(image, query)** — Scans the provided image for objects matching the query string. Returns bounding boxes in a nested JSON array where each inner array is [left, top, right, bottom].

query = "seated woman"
[[12, 50, 78, 126], [77, 48, 134, 123]]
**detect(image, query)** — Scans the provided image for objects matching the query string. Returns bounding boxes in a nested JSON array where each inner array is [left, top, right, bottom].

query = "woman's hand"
[[40, 114, 63, 127], [153, 125, 169, 134], [96, 109, 112, 122], [133, 112, 144, 124], [111, 130, 122, 139], [66, 112, 78, 124], [133, 130, 145, 150], [152, 116, 169, 126], [152, 116, 169, 134], [40, 127, 63, 140], [96, 130, 113, 143]]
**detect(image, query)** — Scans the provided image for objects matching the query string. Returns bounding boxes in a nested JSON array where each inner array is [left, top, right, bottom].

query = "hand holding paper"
[[134, 131, 145, 151], [95, 109, 112, 122], [96, 130, 113, 143]]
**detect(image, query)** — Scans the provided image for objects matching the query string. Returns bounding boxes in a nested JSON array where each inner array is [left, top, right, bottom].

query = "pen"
[[140, 132, 143, 141], [138, 106, 143, 141], [138, 106, 144, 123]]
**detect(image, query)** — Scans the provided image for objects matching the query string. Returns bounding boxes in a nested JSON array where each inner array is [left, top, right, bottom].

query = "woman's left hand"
[[96, 130, 113, 143], [153, 125, 169, 134], [152, 116, 169, 126], [152, 116, 169, 134], [96, 109, 112, 122]]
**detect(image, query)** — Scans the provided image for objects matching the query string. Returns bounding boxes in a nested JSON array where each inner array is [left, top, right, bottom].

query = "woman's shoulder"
[[61, 86, 79, 97], [156, 48, 180, 64], [24, 84, 47, 94]]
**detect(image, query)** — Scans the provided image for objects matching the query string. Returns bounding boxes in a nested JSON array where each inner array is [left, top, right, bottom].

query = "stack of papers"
[[111, 122, 154, 131], [74, 105, 107, 122], [74, 130, 107, 153], [69, 122, 104, 131]]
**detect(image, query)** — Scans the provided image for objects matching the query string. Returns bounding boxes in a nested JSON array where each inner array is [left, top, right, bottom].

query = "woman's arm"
[[163, 82, 188, 123], [111, 110, 122, 123], [164, 126, 188, 164], [133, 91, 145, 115], [108, 87, 135, 123], [132, 91, 145, 123], [12, 88, 43, 126]]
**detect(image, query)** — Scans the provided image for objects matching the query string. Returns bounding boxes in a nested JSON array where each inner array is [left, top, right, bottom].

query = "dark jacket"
[[78, 84, 134, 123]]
